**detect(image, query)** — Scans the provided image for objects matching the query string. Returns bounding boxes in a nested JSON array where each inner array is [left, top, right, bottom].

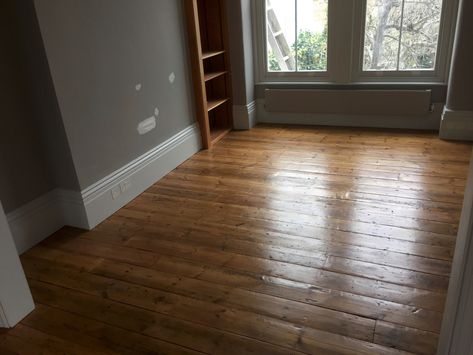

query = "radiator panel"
[[265, 89, 432, 116]]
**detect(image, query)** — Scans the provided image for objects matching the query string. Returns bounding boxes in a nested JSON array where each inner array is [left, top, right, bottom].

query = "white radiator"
[[265, 89, 432, 116]]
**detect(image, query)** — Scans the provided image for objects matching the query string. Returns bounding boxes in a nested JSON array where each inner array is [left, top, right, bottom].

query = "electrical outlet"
[[111, 186, 121, 200]]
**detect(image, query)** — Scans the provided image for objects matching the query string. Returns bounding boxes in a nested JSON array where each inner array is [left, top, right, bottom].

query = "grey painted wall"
[[241, 0, 255, 104], [0, 1, 56, 213], [34, 0, 196, 189], [446, 0, 473, 112], [16, 0, 80, 192], [228, 0, 247, 106], [228, 0, 255, 106]]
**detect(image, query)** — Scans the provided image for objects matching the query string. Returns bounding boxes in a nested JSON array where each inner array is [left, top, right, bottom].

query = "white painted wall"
[[0, 201, 34, 328]]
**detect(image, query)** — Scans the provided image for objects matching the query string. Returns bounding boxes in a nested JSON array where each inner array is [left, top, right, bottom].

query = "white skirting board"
[[233, 101, 257, 130], [80, 124, 201, 229], [440, 109, 473, 141], [7, 124, 201, 254], [7, 190, 67, 255], [256, 99, 444, 130], [0, 305, 7, 328]]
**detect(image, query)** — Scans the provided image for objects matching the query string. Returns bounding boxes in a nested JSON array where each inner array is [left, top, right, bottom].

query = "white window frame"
[[253, 0, 459, 84]]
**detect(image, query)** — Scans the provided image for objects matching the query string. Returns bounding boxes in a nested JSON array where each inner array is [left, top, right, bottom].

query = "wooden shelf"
[[210, 126, 232, 144], [186, 0, 233, 149], [202, 50, 226, 60], [207, 98, 229, 112], [204, 71, 227, 82]]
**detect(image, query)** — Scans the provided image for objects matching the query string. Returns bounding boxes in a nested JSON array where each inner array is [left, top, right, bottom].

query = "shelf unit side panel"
[[185, 0, 212, 148]]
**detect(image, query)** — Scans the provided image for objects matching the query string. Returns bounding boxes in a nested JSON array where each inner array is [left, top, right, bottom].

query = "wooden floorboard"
[[3, 124, 472, 354]]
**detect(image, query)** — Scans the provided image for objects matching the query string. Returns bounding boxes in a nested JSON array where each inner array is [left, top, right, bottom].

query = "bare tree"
[[365, 0, 442, 70], [370, 0, 401, 69]]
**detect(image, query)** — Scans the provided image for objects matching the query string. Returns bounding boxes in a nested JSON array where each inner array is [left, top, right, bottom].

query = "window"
[[266, 0, 328, 72], [255, 0, 458, 82], [363, 0, 443, 71]]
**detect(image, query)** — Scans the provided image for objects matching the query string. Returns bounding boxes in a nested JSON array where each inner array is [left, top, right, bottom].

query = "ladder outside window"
[[266, 0, 295, 71]]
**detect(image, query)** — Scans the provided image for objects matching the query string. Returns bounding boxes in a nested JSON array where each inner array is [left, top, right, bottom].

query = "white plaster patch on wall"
[[137, 116, 156, 135], [135, 83, 142, 91], [169, 72, 176, 84]]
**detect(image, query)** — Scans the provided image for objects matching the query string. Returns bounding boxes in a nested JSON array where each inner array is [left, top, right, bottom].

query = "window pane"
[[363, 0, 402, 71], [363, 0, 443, 72], [399, 0, 442, 70], [296, 0, 328, 71], [266, 0, 296, 72]]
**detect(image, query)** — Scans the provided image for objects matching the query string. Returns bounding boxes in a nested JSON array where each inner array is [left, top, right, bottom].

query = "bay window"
[[255, 0, 458, 83]]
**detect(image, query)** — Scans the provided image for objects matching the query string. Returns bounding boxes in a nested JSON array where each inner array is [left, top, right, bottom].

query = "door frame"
[[0, 200, 35, 328], [438, 150, 473, 354]]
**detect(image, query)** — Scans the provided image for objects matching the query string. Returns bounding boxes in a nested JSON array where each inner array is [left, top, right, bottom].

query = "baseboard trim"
[[256, 99, 444, 130], [81, 123, 201, 229], [7, 190, 65, 254], [7, 124, 201, 253], [440, 109, 473, 141], [0, 304, 8, 328], [233, 101, 257, 130]]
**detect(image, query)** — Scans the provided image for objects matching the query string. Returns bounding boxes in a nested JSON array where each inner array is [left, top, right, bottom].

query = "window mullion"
[[330, 0, 357, 83]]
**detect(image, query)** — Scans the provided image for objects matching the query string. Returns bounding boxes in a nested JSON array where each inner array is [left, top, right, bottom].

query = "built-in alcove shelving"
[[185, 0, 233, 149]]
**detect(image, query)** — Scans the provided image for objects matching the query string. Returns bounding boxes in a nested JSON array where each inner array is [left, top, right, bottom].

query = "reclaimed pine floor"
[[2, 125, 472, 355]]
